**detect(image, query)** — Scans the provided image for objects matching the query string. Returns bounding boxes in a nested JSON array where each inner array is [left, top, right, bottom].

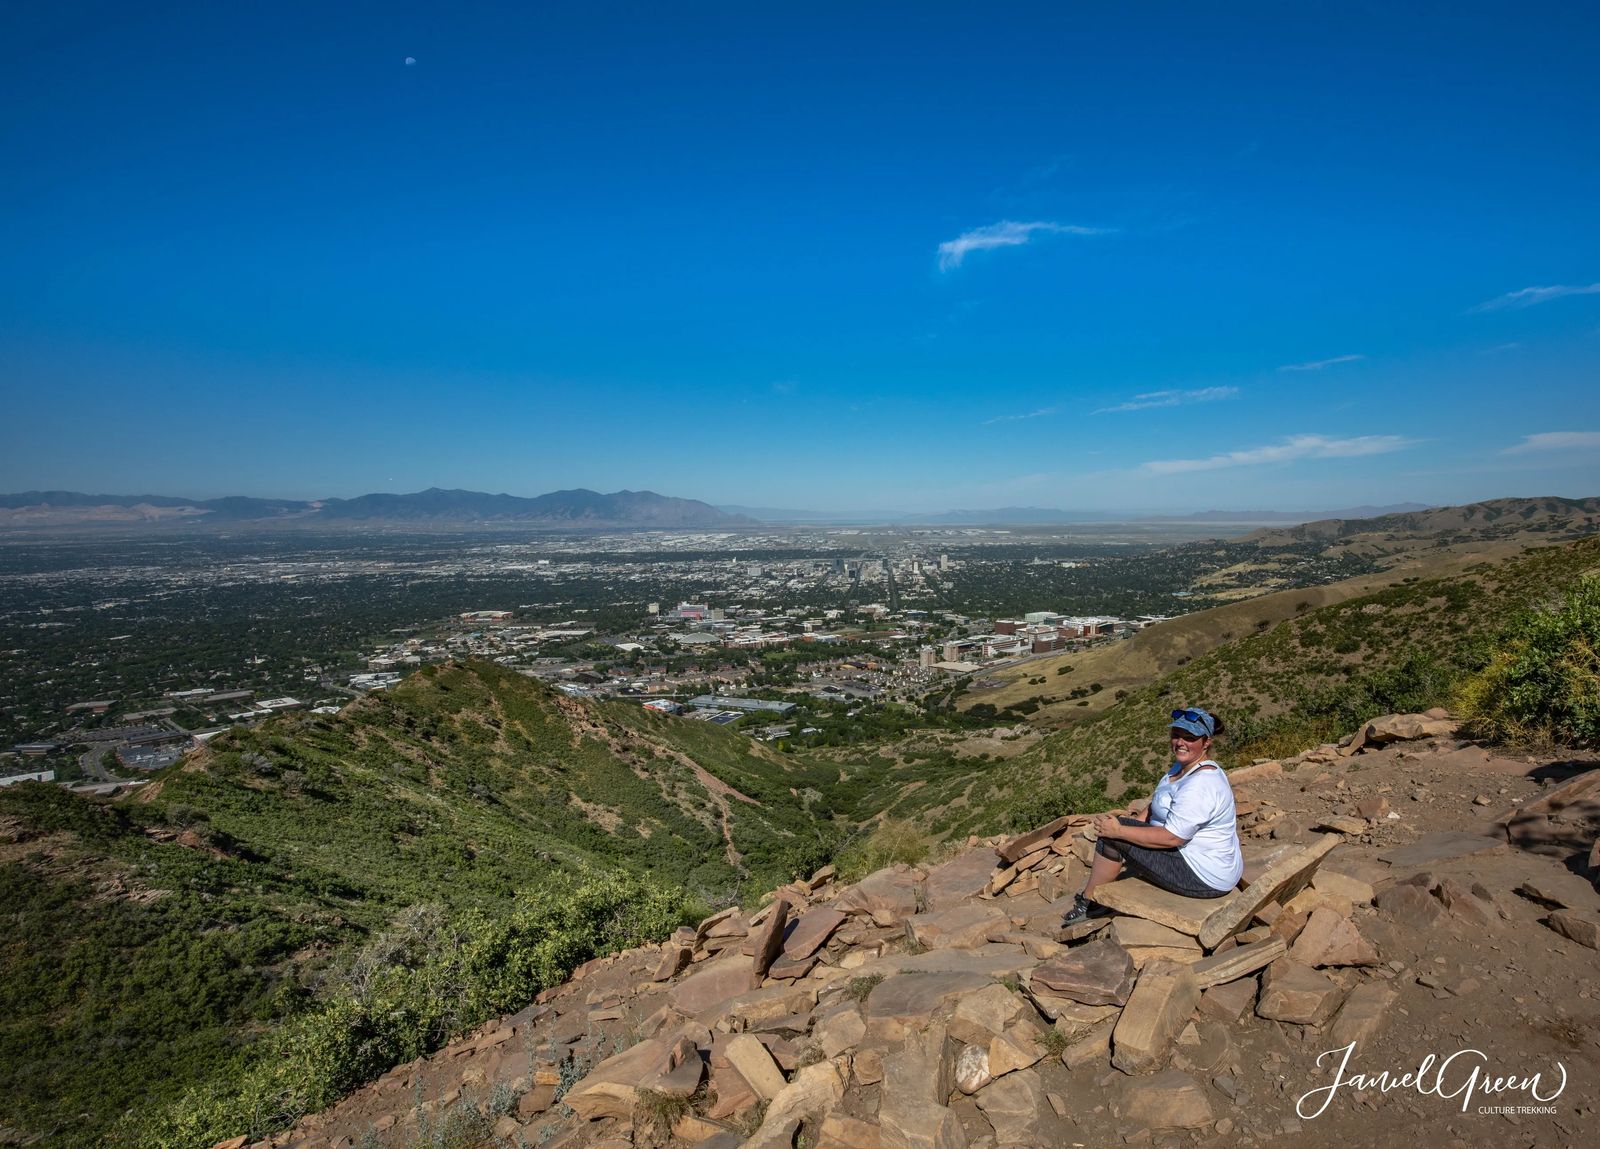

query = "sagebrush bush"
[[1455, 575, 1600, 748]]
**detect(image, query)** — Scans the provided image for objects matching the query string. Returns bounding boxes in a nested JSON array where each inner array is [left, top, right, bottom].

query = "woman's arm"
[[1092, 813, 1185, 849]]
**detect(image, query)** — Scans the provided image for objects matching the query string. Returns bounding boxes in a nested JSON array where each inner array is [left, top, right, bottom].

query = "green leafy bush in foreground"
[[1456, 574, 1600, 748], [124, 872, 697, 1149]]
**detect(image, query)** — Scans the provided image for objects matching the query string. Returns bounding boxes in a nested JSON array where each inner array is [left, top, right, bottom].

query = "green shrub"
[[1456, 576, 1600, 748]]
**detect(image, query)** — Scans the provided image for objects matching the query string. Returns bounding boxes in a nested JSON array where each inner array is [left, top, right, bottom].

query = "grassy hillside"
[[897, 535, 1600, 836], [0, 662, 841, 1148], [966, 497, 1600, 727]]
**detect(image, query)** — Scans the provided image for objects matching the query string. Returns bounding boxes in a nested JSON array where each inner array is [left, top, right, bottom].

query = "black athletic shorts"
[[1094, 816, 1233, 899]]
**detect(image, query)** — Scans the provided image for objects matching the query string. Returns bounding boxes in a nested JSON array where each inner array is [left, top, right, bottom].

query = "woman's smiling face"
[[1171, 728, 1211, 767]]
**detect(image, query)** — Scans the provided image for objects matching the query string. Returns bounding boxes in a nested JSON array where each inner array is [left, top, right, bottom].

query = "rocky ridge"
[[222, 715, 1600, 1149]]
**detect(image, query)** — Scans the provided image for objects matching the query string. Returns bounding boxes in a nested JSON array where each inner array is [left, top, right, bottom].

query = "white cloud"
[[1470, 284, 1600, 312], [1143, 433, 1415, 475], [937, 220, 1106, 271], [983, 406, 1058, 426], [1502, 431, 1600, 454], [1094, 386, 1238, 414], [1278, 354, 1365, 372]]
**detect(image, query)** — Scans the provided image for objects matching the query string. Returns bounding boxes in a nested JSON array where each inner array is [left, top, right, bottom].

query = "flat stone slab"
[[784, 909, 847, 960], [1378, 830, 1509, 868], [670, 954, 755, 1016], [846, 943, 1035, 981], [923, 848, 1003, 910], [1031, 937, 1136, 1006], [865, 971, 994, 1041], [907, 902, 1010, 950], [1093, 881, 1223, 937]]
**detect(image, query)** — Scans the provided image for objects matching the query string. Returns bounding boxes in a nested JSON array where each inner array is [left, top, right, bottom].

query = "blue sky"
[[2, 1, 1598, 512]]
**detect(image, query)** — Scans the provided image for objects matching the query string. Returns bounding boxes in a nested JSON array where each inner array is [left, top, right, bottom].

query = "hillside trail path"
[[258, 725, 1600, 1149]]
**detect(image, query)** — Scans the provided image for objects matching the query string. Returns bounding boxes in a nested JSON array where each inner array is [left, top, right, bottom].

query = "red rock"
[[783, 908, 847, 959], [1031, 937, 1137, 1006]]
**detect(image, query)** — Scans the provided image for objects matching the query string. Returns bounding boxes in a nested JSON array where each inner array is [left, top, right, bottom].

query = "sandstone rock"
[[866, 971, 995, 1042], [974, 1068, 1044, 1143], [812, 1006, 867, 1060], [908, 903, 1010, 950], [751, 898, 793, 986], [653, 944, 693, 982], [767, 952, 819, 980], [670, 955, 756, 1017], [808, 864, 838, 890], [987, 1016, 1046, 1077], [1363, 713, 1456, 744], [1375, 883, 1445, 927], [1354, 797, 1391, 821], [1092, 881, 1219, 937], [1032, 938, 1137, 1006], [565, 1037, 667, 1120], [726, 1033, 787, 1101], [698, 906, 744, 940], [1434, 878, 1493, 927], [1290, 907, 1380, 968], [1063, 1016, 1117, 1069], [518, 1084, 557, 1118], [641, 1035, 706, 1099], [1255, 960, 1345, 1026], [1111, 960, 1200, 1075], [1198, 834, 1341, 950], [1312, 869, 1375, 905], [1314, 815, 1368, 836], [880, 1023, 966, 1149], [837, 868, 923, 927], [1328, 981, 1398, 1049], [998, 816, 1077, 865], [1110, 916, 1206, 952], [1190, 935, 1286, 989], [785, 909, 848, 959], [948, 983, 1026, 1045], [818, 1113, 883, 1149], [1123, 1069, 1214, 1129], [729, 983, 819, 1029], [854, 1048, 885, 1085], [745, 1059, 849, 1149], [922, 848, 1003, 910], [1548, 909, 1600, 950], [1198, 977, 1258, 1022]]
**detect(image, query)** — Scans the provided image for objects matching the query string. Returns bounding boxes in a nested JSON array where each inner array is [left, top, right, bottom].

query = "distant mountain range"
[[1244, 495, 1600, 544], [0, 488, 757, 529]]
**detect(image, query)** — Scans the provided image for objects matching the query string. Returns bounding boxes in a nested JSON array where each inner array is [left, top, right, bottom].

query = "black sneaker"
[[1061, 893, 1112, 927]]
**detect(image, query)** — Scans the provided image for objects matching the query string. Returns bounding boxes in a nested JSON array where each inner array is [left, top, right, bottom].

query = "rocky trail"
[[223, 715, 1600, 1149]]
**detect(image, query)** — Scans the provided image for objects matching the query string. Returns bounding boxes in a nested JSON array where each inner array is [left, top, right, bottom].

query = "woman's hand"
[[1092, 813, 1121, 840]]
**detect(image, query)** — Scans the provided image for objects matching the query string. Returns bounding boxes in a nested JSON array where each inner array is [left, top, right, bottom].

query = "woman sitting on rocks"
[[1062, 707, 1244, 926]]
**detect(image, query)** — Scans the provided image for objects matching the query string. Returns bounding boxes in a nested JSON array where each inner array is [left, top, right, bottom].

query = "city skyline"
[[3, 2, 1599, 511]]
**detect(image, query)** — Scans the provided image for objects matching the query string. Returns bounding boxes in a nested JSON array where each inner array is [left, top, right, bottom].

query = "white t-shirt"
[[1147, 760, 1243, 892]]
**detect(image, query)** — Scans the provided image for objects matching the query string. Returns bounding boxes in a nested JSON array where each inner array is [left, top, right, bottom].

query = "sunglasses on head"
[[1171, 709, 1210, 725]]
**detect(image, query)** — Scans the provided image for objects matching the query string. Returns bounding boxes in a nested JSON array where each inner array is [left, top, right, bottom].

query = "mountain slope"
[[902, 533, 1600, 835], [0, 663, 832, 1147]]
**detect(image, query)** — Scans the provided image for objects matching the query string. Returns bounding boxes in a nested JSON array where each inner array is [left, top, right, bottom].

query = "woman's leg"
[[1082, 851, 1123, 897]]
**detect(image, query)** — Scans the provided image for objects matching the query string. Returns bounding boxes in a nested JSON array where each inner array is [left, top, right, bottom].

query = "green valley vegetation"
[[876, 534, 1600, 836], [0, 661, 846, 1148]]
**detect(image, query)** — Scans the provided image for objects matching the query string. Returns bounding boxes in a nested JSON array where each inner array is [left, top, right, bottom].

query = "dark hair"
[[1209, 714, 1226, 738]]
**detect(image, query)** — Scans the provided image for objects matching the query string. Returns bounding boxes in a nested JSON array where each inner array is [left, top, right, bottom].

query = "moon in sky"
[[405, 57, 416, 66]]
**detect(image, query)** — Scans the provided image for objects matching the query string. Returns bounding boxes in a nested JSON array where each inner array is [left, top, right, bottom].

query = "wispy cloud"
[[1278, 354, 1365, 372], [1502, 431, 1600, 454], [937, 220, 1107, 271], [1143, 433, 1415, 475], [1094, 386, 1238, 415], [1470, 284, 1600, 312], [982, 406, 1058, 426], [1481, 342, 1521, 355]]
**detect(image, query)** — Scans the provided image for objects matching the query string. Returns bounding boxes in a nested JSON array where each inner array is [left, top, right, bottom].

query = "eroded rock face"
[[1122, 1069, 1214, 1129], [974, 1067, 1044, 1143], [1256, 959, 1346, 1025]]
